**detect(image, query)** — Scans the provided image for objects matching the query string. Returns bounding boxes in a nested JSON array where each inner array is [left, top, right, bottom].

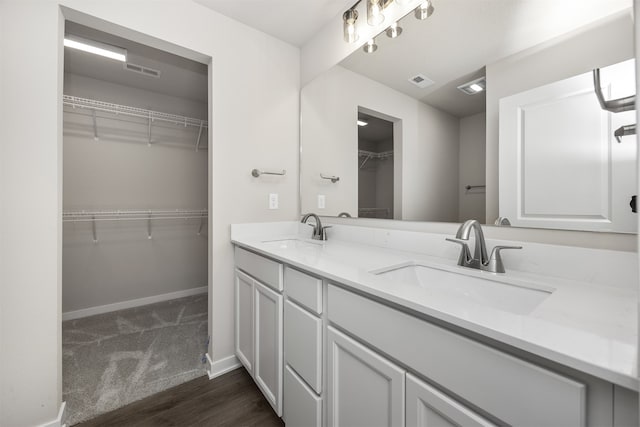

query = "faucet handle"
[[445, 238, 472, 266], [485, 245, 522, 273], [321, 225, 332, 240]]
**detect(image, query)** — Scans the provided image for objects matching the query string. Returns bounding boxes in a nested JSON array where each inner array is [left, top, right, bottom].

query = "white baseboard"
[[38, 401, 66, 427], [206, 353, 241, 380], [62, 286, 208, 321]]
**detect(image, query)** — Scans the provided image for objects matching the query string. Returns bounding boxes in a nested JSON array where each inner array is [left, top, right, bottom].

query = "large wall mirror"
[[300, 0, 636, 233]]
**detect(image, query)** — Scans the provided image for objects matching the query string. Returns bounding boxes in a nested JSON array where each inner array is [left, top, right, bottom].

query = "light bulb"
[[414, 0, 434, 20], [343, 9, 359, 43], [385, 22, 403, 38], [367, 0, 385, 26], [363, 38, 378, 53]]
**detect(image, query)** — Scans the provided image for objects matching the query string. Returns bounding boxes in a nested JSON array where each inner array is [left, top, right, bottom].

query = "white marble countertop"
[[231, 226, 638, 391]]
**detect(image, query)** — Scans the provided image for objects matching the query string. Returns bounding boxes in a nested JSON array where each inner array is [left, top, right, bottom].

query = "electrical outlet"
[[318, 195, 326, 209], [269, 193, 279, 209]]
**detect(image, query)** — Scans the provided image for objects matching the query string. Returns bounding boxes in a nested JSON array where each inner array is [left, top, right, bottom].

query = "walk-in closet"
[[358, 112, 394, 219], [61, 22, 209, 425]]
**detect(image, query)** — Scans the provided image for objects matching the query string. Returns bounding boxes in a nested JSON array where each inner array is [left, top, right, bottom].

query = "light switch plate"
[[318, 195, 326, 209], [269, 193, 278, 209]]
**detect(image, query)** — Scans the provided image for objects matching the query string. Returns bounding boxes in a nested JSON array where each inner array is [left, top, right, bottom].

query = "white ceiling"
[[64, 22, 208, 103], [340, 0, 633, 117], [193, 0, 355, 46]]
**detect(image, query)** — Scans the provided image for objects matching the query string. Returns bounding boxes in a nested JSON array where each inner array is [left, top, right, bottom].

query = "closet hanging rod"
[[63, 95, 208, 129], [358, 149, 393, 159], [63, 209, 207, 222]]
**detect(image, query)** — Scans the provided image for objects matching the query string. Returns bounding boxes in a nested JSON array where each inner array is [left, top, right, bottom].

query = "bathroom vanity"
[[231, 222, 638, 427]]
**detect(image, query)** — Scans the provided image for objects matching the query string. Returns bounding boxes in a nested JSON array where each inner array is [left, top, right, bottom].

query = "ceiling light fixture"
[[457, 77, 486, 95], [386, 22, 403, 38], [63, 35, 127, 62], [414, 0, 435, 20], [367, 0, 386, 26], [363, 38, 378, 53], [357, 120, 369, 126], [343, 9, 360, 43]]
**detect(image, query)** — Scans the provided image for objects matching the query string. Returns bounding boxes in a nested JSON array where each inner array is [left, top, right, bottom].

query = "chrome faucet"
[[301, 213, 331, 241], [446, 220, 522, 273]]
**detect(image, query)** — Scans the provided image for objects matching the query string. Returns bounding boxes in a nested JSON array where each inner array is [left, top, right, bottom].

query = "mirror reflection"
[[300, 0, 636, 232]]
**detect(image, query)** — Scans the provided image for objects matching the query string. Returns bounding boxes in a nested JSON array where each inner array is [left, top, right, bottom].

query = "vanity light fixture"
[[63, 35, 127, 62], [363, 38, 378, 53], [414, 0, 435, 20], [357, 120, 369, 126], [386, 22, 403, 38], [367, 0, 386, 26], [457, 77, 486, 95], [343, 8, 360, 43]]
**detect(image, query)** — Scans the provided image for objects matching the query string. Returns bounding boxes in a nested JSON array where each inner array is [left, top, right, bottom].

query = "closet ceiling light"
[[357, 120, 369, 126], [64, 35, 127, 62], [457, 77, 486, 95]]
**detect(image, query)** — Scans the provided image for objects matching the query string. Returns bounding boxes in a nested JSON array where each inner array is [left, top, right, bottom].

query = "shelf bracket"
[[195, 120, 204, 152], [92, 110, 99, 141], [198, 214, 205, 235], [147, 211, 152, 239], [147, 112, 153, 146], [91, 214, 98, 243]]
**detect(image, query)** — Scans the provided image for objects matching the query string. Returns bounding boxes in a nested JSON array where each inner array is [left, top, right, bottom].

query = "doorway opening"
[[357, 110, 395, 219], [62, 21, 210, 424]]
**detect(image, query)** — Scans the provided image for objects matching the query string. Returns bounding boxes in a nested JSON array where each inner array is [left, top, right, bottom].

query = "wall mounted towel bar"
[[320, 173, 340, 183], [251, 169, 286, 177], [465, 185, 486, 190], [592, 69, 635, 113]]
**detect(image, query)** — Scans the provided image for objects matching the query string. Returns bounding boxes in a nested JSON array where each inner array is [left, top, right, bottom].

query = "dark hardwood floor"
[[76, 367, 284, 427]]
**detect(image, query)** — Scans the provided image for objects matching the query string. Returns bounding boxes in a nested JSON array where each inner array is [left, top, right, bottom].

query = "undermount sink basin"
[[260, 238, 323, 250], [373, 262, 553, 315]]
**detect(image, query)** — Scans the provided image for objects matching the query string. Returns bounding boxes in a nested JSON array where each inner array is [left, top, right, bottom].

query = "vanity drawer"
[[284, 266, 323, 314], [284, 365, 322, 427], [284, 299, 322, 393], [235, 247, 283, 292], [328, 284, 586, 427]]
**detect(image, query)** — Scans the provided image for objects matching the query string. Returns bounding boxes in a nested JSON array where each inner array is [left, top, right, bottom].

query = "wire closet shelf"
[[63, 209, 208, 242], [63, 95, 208, 150], [63, 209, 208, 223]]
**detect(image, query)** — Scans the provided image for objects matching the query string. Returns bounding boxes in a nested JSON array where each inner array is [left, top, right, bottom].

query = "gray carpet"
[[63, 293, 208, 425]]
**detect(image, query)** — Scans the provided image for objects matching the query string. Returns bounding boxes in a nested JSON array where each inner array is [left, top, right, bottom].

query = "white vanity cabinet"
[[283, 266, 324, 427], [233, 244, 639, 427], [406, 373, 496, 427], [327, 326, 405, 427], [234, 247, 283, 416]]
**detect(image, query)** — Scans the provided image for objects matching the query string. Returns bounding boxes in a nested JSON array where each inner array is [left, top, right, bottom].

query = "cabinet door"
[[284, 365, 322, 427], [406, 373, 496, 427], [327, 326, 404, 427], [254, 279, 283, 416], [284, 299, 322, 393], [235, 269, 254, 373]]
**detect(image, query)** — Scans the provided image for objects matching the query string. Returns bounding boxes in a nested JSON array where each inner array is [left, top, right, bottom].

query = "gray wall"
[[63, 74, 208, 313], [458, 112, 486, 222]]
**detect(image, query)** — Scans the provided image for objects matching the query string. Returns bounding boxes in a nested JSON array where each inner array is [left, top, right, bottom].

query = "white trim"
[[38, 401, 66, 427], [206, 353, 241, 380], [62, 287, 207, 321]]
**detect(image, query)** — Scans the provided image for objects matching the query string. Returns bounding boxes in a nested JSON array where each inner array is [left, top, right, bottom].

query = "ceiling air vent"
[[408, 73, 434, 89], [124, 62, 161, 78]]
